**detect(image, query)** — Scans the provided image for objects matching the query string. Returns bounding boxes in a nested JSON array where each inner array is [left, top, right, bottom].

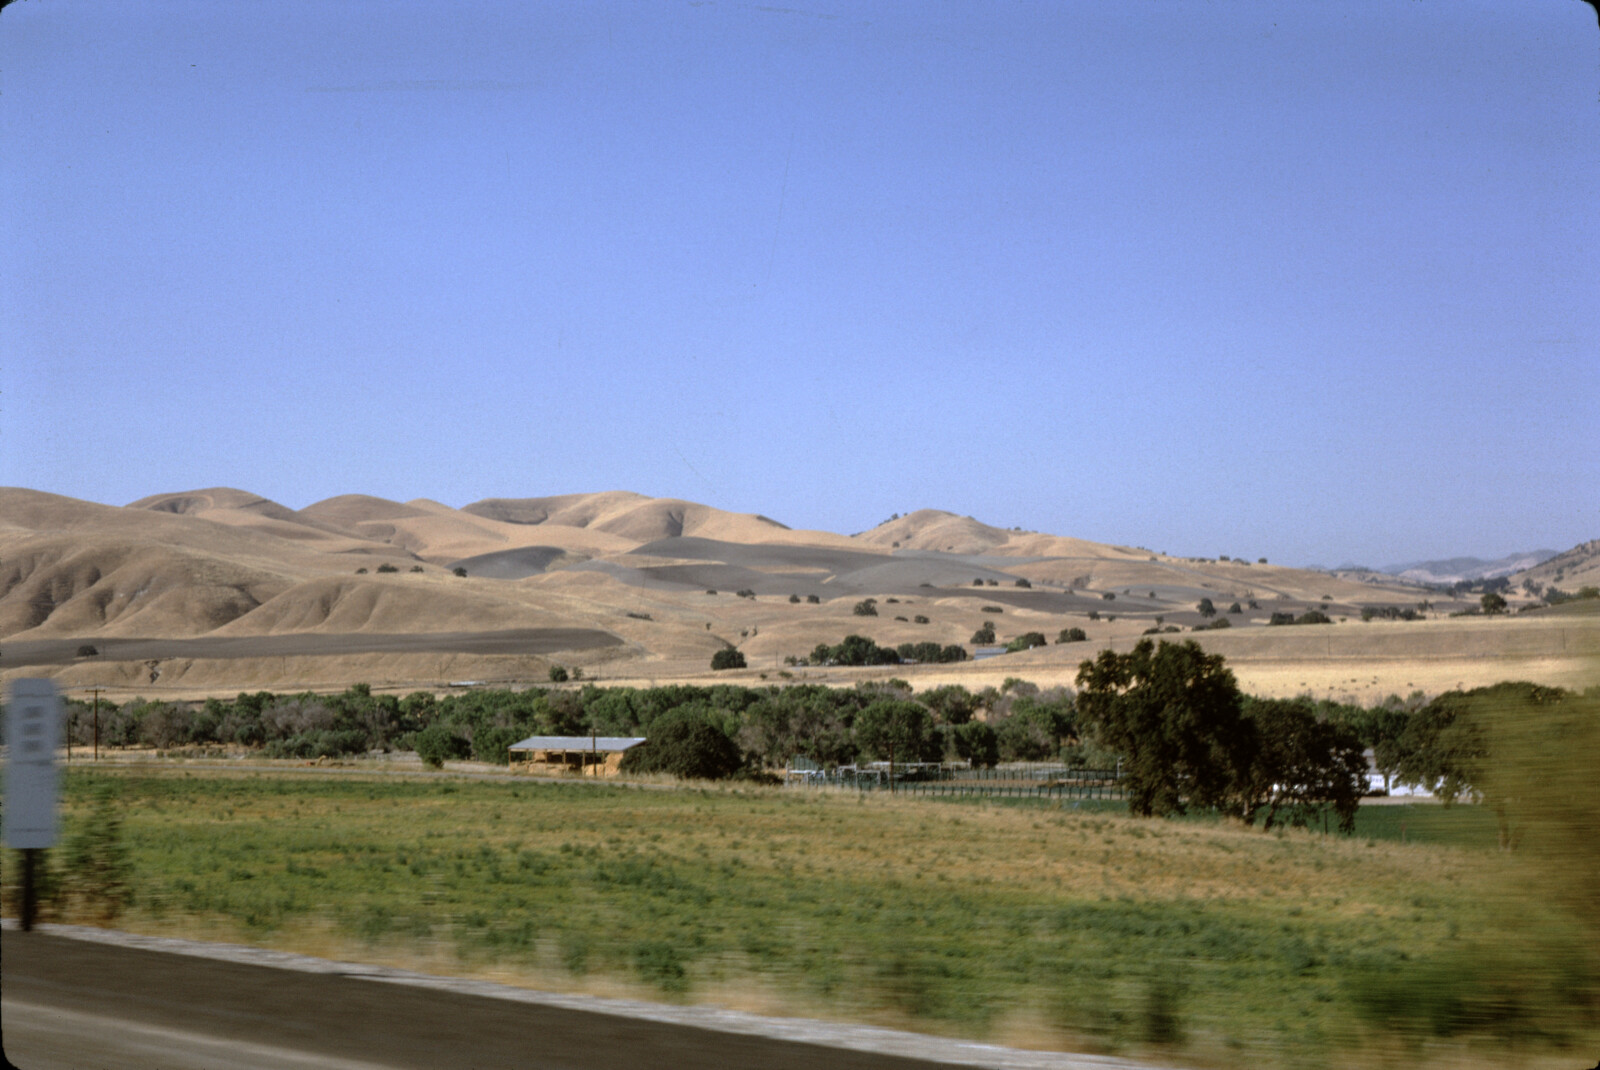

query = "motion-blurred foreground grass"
[[8, 689, 1599, 1070]]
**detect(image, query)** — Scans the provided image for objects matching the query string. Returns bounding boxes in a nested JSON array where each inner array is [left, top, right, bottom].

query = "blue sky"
[[3, 1, 1596, 567]]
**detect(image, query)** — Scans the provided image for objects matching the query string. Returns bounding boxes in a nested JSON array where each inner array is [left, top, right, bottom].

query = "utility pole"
[[86, 687, 105, 761]]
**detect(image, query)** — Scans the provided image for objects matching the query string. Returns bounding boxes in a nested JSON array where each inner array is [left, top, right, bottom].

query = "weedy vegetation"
[[5, 671, 1596, 1068], [4, 748, 1595, 1069]]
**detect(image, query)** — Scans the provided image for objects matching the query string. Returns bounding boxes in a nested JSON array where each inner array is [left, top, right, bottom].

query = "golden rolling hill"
[[2, 487, 1593, 700]]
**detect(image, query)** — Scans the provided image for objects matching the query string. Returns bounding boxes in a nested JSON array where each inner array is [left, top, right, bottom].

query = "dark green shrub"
[[377, 563, 399, 573], [1227, 602, 1241, 614], [805, 594, 820, 604], [452, 566, 468, 577], [736, 589, 756, 599], [711, 648, 747, 671], [410, 565, 424, 573], [1014, 578, 1032, 588], [413, 724, 470, 768], [970, 623, 996, 645], [356, 567, 368, 574], [913, 614, 930, 624], [1296, 610, 1332, 625], [853, 598, 878, 617], [789, 594, 801, 603], [62, 783, 132, 921], [1087, 610, 1100, 621], [952, 721, 999, 767], [548, 665, 569, 683], [76, 644, 99, 657], [981, 605, 1003, 614], [472, 725, 522, 765], [1102, 592, 1115, 601], [1197, 598, 1216, 617], [632, 941, 688, 992], [1140, 976, 1186, 1045], [1057, 627, 1088, 643]]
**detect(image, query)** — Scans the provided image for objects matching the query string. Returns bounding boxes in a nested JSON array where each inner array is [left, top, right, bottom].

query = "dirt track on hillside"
[[0, 628, 622, 670]]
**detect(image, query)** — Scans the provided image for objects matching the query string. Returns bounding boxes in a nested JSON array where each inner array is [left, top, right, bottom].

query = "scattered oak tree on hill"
[[895, 641, 967, 664], [1004, 631, 1048, 653], [710, 647, 747, 671]]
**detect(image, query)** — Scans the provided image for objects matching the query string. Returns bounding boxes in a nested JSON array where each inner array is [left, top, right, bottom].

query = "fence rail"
[[789, 765, 1125, 800]]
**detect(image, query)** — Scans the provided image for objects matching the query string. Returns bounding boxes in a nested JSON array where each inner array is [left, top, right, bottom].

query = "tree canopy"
[[1236, 697, 1367, 832], [1075, 639, 1249, 817], [619, 709, 743, 780], [710, 647, 747, 671], [853, 700, 943, 764]]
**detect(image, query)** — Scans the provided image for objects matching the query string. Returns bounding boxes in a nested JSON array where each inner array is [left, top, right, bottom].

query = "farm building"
[[507, 735, 646, 777]]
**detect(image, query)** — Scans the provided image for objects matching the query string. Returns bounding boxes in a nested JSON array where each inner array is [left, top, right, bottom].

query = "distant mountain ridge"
[[1379, 550, 1561, 585]]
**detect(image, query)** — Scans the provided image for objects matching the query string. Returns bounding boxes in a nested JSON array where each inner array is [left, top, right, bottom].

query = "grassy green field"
[[8, 765, 1595, 1069]]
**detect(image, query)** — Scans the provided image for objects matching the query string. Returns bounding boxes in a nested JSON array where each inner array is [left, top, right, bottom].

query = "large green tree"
[[1394, 682, 1571, 850], [1074, 639, 1250, 817], [619, 709, 743, 780], [1236, 698, 1368, 832], [854, 700, 942, 765]]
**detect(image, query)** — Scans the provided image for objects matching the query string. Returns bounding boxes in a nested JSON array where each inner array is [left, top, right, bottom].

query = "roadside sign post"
[[87, 686, 104, 761], [5, 679, 63, 931]]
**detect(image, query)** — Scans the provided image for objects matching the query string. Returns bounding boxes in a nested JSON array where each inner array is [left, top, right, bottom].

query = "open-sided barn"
[[507, 735, 646, 777]]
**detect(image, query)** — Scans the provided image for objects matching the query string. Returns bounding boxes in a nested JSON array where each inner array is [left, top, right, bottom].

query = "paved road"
[[4, 931, 1164, 1070]]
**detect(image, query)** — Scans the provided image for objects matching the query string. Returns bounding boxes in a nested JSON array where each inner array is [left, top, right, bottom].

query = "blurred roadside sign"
[[5, 678, 61, 848]]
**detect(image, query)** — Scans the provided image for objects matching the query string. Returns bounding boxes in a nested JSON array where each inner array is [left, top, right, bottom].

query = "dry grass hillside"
[[1511, 539, 1600, 594], [3, 486, 1594, 700]]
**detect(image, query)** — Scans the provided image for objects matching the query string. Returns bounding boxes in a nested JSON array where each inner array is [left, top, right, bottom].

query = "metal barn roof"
[[508, 736, 647, 752]]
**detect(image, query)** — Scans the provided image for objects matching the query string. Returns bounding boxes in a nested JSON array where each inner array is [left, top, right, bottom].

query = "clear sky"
[[3, 1, 1596, 568]]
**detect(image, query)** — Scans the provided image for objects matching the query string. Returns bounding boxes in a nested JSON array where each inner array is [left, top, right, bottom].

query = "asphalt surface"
[[0, 931, 974, 1070]]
